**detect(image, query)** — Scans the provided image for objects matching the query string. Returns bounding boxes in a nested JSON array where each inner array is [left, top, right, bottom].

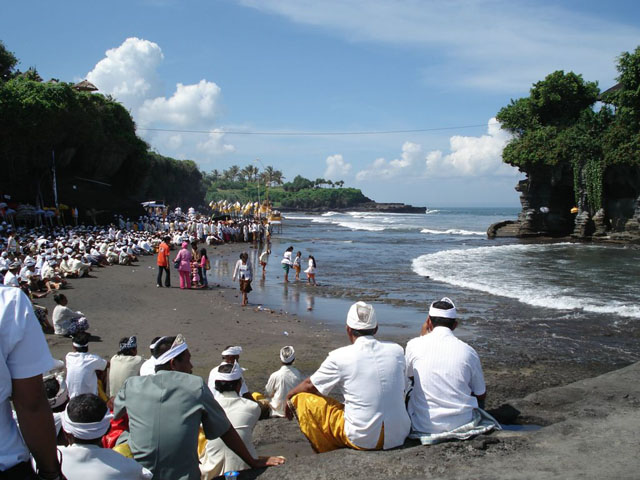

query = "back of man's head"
[[429, 298, 457, 329], [72, 331, 90, 352], [67, 394, 107, 423], [153, 336, 176, 358], [214, 363, 242, 393]]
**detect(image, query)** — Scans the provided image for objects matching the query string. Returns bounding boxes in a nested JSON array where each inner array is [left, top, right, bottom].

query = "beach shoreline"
[[38, 244, 638, 477]]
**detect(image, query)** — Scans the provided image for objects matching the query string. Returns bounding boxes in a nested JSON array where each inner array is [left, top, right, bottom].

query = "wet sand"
[[38, 243, 640, 478]]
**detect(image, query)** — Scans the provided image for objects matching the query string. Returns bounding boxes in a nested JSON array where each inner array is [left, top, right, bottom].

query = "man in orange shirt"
[[156, 236, 171, 288]]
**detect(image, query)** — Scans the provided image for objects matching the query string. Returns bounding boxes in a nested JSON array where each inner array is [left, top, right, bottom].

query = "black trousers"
[[157, 266, 171, 287], [0, 461, 37, 480]]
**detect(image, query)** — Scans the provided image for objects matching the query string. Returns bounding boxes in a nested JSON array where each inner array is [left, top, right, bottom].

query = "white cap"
[[346, 301, 377, 330]]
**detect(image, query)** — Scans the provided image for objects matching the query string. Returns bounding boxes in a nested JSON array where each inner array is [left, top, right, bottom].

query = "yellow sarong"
[[291, 393, 383, 453]]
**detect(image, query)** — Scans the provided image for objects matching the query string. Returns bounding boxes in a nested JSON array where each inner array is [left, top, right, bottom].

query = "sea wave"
[[321, 211, 340, 217], [411, 243, 640, 319], [283, 215, 318, 220], [421, 228, 485, 236]]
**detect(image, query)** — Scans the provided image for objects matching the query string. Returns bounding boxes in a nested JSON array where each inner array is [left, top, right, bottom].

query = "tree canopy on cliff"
[[0, 41, 207, 215], [497, 46, 640, 212]]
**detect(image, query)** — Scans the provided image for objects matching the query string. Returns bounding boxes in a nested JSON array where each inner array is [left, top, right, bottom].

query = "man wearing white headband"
[[208, 346, 251, 400], [58, 394, 152, 479], [405, 297, 488, 435], [200, 363, 263, 478], [65, 332, 109, 399], [115, 335, 285, 480], [286, 301, 411, 453], [262, 346, 304, 418]]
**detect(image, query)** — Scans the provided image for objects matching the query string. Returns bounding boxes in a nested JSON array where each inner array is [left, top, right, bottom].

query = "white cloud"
[[237, 0, 639, 91], [86, 37, 234, 160], [324, 154, 352, 179], [138, 80, 221, 128], [356, 119, 518, 181], [425, 118, 517, 177], [197, 130, 236, 155], [87, 37, 164, 109], [356, 141, 424, 181]]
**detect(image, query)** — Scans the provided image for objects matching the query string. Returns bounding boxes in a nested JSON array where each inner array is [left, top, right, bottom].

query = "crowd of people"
[[0, 211, 273, 328], [2, 272, 496, 479], [1, 211, 498, 479]]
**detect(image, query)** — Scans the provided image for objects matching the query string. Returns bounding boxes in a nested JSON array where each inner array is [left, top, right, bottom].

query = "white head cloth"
[[61, 409, 113, 440], [45, 374, 69, 409], [213, 362, 243, 382], [429, 297, 457, 319], [221, 346, 242, 356], [346, 301, 377, 330], [154, 334, 188, 365], [150, 336, 168, 351], [280, 346, 295, 364]]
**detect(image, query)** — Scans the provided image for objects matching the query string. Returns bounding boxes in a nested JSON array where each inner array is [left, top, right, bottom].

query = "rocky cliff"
[[488, 164, 640, 242]]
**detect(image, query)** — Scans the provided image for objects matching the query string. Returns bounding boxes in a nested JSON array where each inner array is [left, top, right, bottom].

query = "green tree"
[[0, 40, 18, 81]]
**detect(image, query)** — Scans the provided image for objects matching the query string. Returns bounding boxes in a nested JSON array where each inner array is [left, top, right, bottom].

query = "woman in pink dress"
[[174, 241, 193, 289]]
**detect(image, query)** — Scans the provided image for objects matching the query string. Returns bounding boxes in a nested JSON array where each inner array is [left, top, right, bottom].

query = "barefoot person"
[[232, 252, 253, 306], [281, 246, 293, 283], [286, 301, 410, 453], [305, 255, 317, 286], [293, 251, 302, 281], [259, 248, 270, 278]]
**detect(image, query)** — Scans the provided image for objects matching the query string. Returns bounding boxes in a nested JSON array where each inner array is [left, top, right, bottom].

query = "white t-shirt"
[[58, 444, 152, 479], [65, 352, 108, 398], [405, 326, 486, 434], [264, 365, 304, 417], [0, 285, 54, 470], [310, 336, 411, 450], [139, 358, 156, 376]]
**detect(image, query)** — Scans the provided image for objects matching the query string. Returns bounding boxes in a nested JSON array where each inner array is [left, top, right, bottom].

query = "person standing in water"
[[293, 251, 302, 281], [305, 255, 317, 286], [259, 248, 270, 279], [281, 246, 293, 283], [233, 252, 253, 306]]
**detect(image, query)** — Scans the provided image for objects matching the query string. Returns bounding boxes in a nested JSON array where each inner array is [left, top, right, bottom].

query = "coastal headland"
[[39, 245, 640, 479]]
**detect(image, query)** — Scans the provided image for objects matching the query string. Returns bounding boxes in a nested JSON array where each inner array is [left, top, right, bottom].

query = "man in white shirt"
[[0, 285, 63, 479], [3, 261, 20, 287], [200, 363, 261, 479], [208, 346, 252, 400], [286, 301, 410, 453], [405, 297, 487, 434], [59, 394, 152, 479], [65, 332, 109, 398], [264, 346, 304, 417]]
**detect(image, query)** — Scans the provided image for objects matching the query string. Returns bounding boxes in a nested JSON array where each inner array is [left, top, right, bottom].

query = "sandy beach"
[[39, 244, 640, 479]]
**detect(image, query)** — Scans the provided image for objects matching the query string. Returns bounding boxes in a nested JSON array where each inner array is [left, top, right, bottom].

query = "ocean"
[[209, 208, 640, 367]]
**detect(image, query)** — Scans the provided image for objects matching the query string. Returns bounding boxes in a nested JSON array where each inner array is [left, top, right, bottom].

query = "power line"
[[137, 122, 499, 137]]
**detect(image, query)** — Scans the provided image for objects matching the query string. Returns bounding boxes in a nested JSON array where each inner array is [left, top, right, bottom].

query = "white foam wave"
[[283, 215, 317, 220], [321, 211, 340, 217], [421, 228, 485, 236], [425, 209, 440, 214], [336, 221, 386, 232], [411, 243, 640, 319]]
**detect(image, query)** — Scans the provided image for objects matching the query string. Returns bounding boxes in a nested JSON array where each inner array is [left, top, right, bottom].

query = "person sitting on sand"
[[65, 332, 109, 400], [263, 346, 304, 418], [285, 301, 410, 453], [59, 394, 152, 479], [208, 346, 253, 400], [52, 293, 89, 336], [405, 297, 490, 438], [108, 336, 144, 398], [200, 363, 262, 479], [114, 335, 285, 479]]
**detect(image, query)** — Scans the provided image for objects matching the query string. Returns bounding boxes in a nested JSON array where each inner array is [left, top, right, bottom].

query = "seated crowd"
[[2, 281, 497, 479]]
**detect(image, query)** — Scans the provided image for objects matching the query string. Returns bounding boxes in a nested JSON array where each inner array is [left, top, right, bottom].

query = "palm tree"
[[224, 165, 240, 181], [270, 169, 285, 186], [261, 165, 276, 186], [241, 164, 259, 182]]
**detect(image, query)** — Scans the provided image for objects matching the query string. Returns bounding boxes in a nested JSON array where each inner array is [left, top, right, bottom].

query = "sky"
[[2, 0, 639, 207]]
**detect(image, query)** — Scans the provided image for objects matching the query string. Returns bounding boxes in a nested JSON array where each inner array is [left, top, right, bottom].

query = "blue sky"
[[3, 0, 639, 207]]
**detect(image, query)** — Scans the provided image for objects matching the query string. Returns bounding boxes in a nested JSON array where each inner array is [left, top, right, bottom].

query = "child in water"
[[293, 251, 302, 281], [304, 255, 317, 286]]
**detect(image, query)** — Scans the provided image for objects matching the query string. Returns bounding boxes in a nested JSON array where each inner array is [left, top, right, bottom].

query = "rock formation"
[[488, 164, 640, 242]]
